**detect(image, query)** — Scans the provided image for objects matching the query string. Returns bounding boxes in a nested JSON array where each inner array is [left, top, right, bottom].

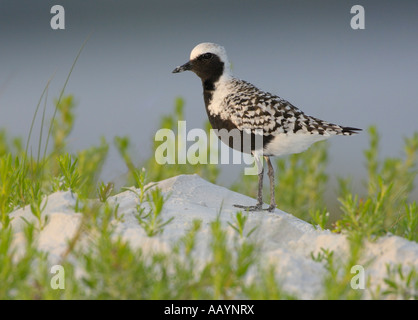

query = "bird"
[[172, 42, 361, 212]]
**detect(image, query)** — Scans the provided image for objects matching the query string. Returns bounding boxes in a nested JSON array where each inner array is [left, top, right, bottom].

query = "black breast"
[[206, 113, 274, 154]]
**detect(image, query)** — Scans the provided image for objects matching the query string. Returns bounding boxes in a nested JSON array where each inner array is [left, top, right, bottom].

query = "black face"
[[190, 53, 224, 81], [172, 52, 224, 84]]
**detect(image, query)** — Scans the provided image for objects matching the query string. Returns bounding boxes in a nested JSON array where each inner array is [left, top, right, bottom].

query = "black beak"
[[172, 61, 192, 73]]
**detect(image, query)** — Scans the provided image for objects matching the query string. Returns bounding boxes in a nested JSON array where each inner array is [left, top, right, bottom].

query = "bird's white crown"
[[190, 42, 231, 71]]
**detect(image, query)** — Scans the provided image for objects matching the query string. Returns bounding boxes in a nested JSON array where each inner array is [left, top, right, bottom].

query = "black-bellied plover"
[[172, 42, 361, 212]]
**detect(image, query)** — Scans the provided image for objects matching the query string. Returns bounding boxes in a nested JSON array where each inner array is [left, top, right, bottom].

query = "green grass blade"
[[43, 33, 91, 160]]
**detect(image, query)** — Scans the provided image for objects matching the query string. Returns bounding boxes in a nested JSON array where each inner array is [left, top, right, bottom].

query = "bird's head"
[[172, 42, 231, 81]]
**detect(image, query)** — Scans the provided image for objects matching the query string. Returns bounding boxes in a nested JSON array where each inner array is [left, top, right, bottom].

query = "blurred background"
[[1, 0, 417, 200]]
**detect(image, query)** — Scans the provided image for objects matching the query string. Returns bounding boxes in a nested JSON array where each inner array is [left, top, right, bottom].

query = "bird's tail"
[[307, 115, 361, 136], [340, 126, 362, 136]]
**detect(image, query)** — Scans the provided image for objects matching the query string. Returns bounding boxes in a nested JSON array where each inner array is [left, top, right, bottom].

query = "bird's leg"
[[255, 160, 264, 207], [265, 156, 276, 212], [234, 155, 264, 211]]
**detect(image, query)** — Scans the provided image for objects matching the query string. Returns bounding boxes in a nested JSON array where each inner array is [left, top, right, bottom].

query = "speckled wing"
[[223, 80, 360, 137]]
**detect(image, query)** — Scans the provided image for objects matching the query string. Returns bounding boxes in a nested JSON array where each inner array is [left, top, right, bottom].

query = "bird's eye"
[[201, 53, 213, 60]]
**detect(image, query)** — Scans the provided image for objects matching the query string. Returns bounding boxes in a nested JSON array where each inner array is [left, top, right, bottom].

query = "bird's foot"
[[233, 203, 276, 212], [265, 204, 276, 212], [233, 203, 264, 211]]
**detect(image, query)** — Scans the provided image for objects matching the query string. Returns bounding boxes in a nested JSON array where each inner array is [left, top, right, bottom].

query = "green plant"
[[121, 168, 174, 237], [320, 231, 365, 300], [80, 235, 157, 299], [243, 265, 294, 300], [131, 168, 155, 202], [335, 179, 392, 239], [26, 183, 49, 230], [309, 208, 330, 230], [0, 154, 16, 226], [97, 182, 114, 203], [0, 37, 89, 224], [336, 126, 418, 241], [398, 202, 418, 242], [365, 127, 418, 208], [50, 95, 76, 156], [136, 188, 173, 237], [321, 251, 364, 299], [197, 219, 257, 299], [43, 35, 89, 163], [310, 247, 333, 263], [227, 211, 257, 238], [55, 153, 82, 192], [381, 264, 417, 300], [0, 223, 47, 299], [124, 168, 173, 237]]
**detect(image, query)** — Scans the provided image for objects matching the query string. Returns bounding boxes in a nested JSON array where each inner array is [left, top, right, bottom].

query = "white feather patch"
[[262, 132, 331, 156]]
